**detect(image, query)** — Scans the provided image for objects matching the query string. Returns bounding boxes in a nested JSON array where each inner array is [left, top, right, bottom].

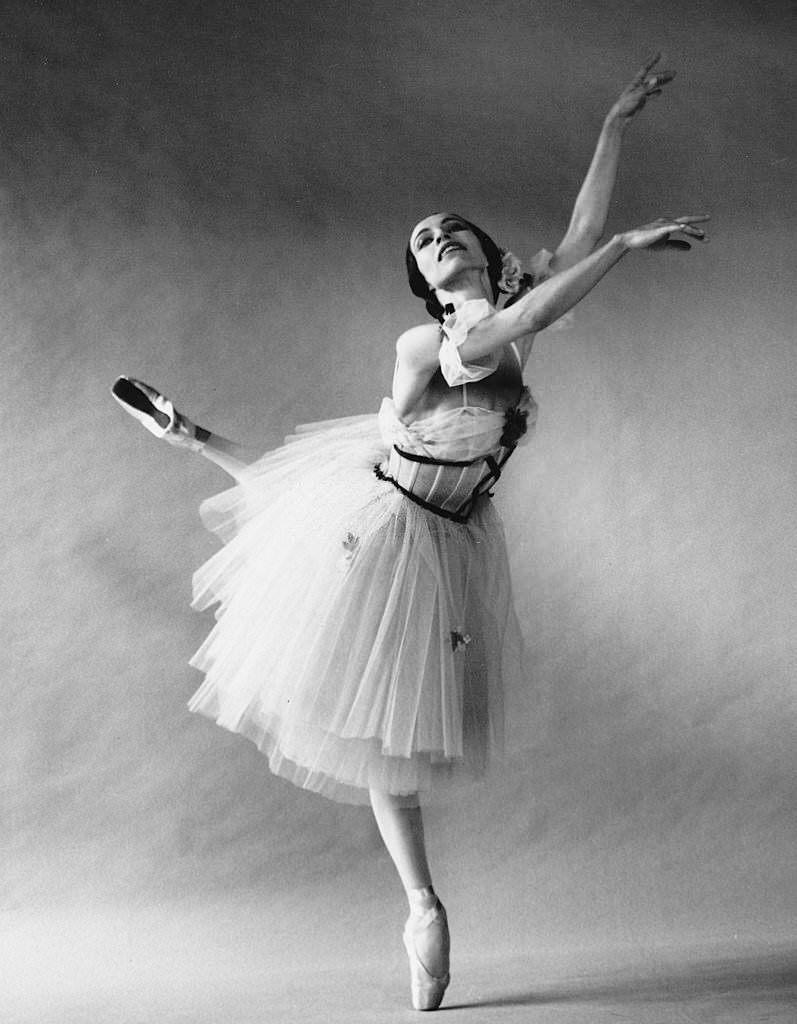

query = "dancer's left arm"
[[550, 54, 675, 272], [455, 214, 708, 361]]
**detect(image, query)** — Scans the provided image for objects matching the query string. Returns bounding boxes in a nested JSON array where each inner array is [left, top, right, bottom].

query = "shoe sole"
[[112, 378, 171, 430]]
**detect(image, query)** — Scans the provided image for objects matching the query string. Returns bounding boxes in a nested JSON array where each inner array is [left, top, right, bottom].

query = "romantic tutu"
[[188, 392, 536, 804]]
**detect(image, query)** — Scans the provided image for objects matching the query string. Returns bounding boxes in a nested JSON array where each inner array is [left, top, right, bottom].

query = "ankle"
[[168, 413, 209, 453], [407, 885, 438, 915]]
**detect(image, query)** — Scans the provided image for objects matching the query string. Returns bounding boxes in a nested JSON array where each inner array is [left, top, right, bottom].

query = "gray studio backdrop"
[[3, 0, 795, 1006]]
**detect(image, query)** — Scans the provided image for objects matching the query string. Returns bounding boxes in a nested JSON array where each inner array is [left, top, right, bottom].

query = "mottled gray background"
[[2, 0, 795, 1020]]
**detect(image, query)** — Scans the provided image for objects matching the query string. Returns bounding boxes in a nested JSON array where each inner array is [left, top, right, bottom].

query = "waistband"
[[374, 444, 513, 524]]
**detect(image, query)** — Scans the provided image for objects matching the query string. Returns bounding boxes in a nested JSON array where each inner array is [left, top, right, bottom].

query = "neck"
[[434, 267, 493, 313]]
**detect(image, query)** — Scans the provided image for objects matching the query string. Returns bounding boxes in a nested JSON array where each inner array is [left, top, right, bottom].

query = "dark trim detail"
[[374, 400, 528, 522], [374, 445, 515, 524], [392, 445, 479, 468], [373, 463, 473, 523]]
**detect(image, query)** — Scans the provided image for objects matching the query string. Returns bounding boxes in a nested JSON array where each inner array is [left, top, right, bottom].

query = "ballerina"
[[113, 54, 707, 1011]]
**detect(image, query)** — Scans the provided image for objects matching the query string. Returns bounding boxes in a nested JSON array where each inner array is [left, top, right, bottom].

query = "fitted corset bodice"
[[375, 390, 537, 522]]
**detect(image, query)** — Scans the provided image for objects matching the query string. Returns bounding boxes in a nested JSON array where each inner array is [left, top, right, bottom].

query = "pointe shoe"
[[402, 901, 450, 1011], [111, 376, 208, 452]]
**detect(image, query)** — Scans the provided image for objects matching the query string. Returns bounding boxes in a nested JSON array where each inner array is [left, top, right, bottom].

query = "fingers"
[[674, 223, 706, 236], [631, 52, 675, 97], [643, 52, 662, 74], [672, 214, 711, 240], [633, 51, 661, 85], [635, 214, 711, 252], [644, 69, 675, 95], [661, 215, 710, 244]]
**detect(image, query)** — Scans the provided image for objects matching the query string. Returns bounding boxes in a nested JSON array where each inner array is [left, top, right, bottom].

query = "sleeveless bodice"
[[378, 394, 530, 458], [376, 389, 537, 521]]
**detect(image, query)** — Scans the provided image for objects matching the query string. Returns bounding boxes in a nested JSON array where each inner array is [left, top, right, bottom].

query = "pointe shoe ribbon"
[[111, 376, 208, 452], [403, 903, 450, 1012]]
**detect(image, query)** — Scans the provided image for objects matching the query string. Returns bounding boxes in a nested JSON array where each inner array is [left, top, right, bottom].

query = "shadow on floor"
[[444, 946, 797, 1012]]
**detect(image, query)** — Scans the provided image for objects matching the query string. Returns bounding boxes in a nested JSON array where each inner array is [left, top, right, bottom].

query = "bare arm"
[[393, 327, 443, 418], [459, 216, 707, 361], [393, 213, 708, 414], [465, 234, 631, 355], [552, 54, 675, 271]]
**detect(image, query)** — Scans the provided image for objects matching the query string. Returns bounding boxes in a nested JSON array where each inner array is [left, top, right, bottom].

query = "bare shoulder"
[[396, 322, 440, 371]]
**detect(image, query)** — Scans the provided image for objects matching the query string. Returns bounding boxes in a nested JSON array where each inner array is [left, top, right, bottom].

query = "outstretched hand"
[[610, 53, 675, 121], [621, 215, 710, 251]]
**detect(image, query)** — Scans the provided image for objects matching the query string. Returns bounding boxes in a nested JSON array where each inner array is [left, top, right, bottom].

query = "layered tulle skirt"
[[188, 411, 526, 804]]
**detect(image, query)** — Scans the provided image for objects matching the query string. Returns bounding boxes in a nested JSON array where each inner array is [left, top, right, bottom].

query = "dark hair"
[[405, 216, 504, 322]]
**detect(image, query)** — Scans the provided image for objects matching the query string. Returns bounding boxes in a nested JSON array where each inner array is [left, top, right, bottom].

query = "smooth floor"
[[4, 901, 796, 1024]]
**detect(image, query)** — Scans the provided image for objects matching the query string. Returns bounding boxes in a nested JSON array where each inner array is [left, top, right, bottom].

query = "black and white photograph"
[[3, 1, 796, 1021]]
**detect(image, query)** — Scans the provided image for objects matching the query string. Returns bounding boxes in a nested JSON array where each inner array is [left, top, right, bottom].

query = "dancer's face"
[[409, 213, 487, 292]]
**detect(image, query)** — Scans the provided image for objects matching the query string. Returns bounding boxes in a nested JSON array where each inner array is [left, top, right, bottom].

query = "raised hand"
[[609, 53, 675, 121], [621, 215, 710, 251]]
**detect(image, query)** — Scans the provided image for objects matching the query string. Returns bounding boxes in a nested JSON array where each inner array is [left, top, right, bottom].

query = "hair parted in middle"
[[405, 216, 505, 323]]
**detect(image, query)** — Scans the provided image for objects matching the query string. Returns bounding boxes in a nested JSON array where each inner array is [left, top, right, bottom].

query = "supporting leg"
[[369, 788, 432, 892], [369, 788, 450, 1002]]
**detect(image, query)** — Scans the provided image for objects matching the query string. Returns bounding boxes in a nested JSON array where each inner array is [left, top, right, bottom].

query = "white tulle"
[[438, 299, 500, 386], [188, 397, 532, 805]]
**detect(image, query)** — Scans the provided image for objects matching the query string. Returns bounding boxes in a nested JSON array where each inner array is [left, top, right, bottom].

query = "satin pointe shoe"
[[402, 900, 450, 1011], [111, 376, 209, 452]]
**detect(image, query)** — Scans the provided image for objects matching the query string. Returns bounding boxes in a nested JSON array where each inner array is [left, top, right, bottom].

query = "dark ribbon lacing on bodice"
[[373, 403, 529, 524]]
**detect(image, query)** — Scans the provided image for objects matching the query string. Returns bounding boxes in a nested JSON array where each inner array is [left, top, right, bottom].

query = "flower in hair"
[[497, 250, 523, 294]]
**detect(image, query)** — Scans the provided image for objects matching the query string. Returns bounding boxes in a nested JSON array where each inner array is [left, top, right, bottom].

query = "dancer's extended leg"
[[369, 787, 450, 1001], [186, 420, 252, 480], [111, 376, 253, 480]]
